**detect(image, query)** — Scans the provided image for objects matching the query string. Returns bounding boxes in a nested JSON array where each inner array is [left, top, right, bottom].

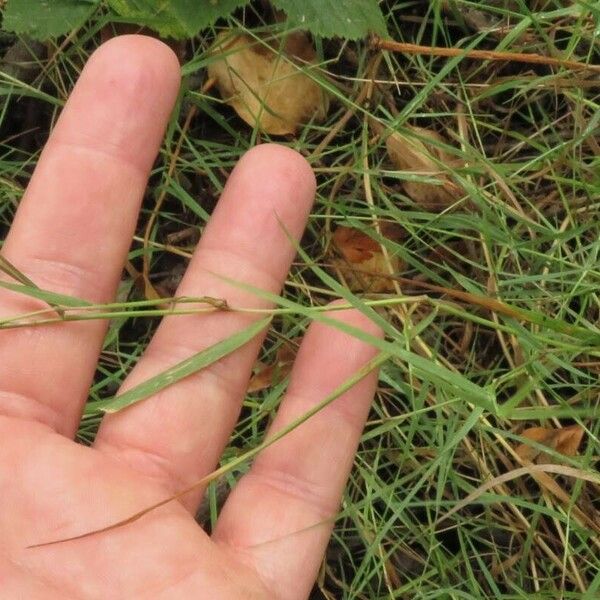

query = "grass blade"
[[0, 280, 90, 309], [85, 316, 272, 414]]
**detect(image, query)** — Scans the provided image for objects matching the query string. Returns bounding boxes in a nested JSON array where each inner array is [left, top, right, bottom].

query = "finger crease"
[[0, 388, 63, 432], [195, 246, 283, 299], [244, 465, 339, 522], [98, 439, 190, 497], [49, 138, 146, 179], [17, 255, 107, 302]]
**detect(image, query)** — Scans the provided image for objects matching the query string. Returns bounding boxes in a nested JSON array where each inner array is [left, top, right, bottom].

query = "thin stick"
[[371, 37, 600, 74]]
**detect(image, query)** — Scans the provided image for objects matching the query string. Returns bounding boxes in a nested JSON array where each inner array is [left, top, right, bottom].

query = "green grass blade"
[[0, 279, 90, 309], [86, 316, 272, 414]]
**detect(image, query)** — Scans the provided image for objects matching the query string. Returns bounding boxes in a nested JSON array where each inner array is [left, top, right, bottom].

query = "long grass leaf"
[[86, 316, 272, 414]]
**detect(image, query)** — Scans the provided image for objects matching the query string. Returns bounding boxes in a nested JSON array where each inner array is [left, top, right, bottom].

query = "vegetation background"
[[1, 1, 599, 598]]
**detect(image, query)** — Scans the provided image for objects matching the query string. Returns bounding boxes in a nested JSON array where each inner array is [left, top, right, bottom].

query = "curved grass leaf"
[[0, 280, 88, 309]]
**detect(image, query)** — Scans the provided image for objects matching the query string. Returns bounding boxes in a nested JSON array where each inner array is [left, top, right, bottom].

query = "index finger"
[[0, 36, 180, 435]]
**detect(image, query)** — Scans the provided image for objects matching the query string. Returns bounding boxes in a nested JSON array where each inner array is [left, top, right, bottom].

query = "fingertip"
[[208, 143, 316, 249], [51, 34, 181, 173], [89, 34, 181, 92], [240, 143, 317, 198], [90, 34, 180, 74]]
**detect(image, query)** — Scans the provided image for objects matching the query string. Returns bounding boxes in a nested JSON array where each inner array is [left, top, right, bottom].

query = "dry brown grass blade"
[[371, 37, 600, 74], [311, 53, 382, 159], [141, 103, 200, 300], [27, 465, 219, 549], [435, 464, 600, 527], [369, 274, 529, 321], [527, 467, 598, 534]]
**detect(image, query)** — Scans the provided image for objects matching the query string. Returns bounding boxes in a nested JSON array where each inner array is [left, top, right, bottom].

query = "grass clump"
[[1, 1, 600, 597]]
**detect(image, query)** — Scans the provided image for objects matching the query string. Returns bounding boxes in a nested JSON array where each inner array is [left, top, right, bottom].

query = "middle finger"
[[94, 144, 316, 511]]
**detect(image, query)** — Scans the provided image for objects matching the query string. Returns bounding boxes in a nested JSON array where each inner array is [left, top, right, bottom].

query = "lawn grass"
[[1, 1, 600, 598]]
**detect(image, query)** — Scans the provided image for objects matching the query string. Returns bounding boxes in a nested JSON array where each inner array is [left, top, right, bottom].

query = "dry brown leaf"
[[247, 338, 300, 393], [331, 223, 405, 293], [515, 424, 585, 463], [208, 31, 330, 135], [386, 125, 464, 210]]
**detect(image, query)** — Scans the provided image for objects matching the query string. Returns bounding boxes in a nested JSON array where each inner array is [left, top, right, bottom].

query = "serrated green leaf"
[[107, 0, 250, 39], [271, 0, 387, 39], [3, 0, 99, 39]]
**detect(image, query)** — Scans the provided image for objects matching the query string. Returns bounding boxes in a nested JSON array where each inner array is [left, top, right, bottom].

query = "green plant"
[[3, 0, 387, 40]]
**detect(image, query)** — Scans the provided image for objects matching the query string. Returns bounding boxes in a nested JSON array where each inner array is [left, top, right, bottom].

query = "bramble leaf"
[[4, 0, 387, 40], [271, 0, 387, 39], [106, 0, 251, 39], [4, 0, 99, 39]]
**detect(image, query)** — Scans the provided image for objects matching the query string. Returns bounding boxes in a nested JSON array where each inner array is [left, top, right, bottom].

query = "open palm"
[[0, 36, 381, 599]]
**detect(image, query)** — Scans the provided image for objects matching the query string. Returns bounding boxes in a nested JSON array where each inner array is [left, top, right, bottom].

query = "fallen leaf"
[[331, 223, 405, 293], [208, 30, 330, 135], [515, 424, 584, 463], [386, 125, 464, 210], [248, 338, 300, 393]]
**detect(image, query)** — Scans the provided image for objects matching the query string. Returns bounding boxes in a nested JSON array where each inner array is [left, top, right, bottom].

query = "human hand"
[[0, 36, 381, 599]]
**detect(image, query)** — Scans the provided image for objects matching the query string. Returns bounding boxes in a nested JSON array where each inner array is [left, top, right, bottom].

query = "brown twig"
[[371, 36, 600, 74]]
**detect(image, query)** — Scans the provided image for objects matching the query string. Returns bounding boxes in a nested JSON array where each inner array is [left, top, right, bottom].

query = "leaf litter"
[[331, 222, 405, 293], [247, 337, 300, 392], [515, 424, 585, 463], [208, 30, 330, 135], [384, 124, 465, 210]]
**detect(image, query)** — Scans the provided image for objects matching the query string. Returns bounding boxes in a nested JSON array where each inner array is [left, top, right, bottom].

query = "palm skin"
[[0, 36, 381, 599], [2, 418, 271, 598]]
